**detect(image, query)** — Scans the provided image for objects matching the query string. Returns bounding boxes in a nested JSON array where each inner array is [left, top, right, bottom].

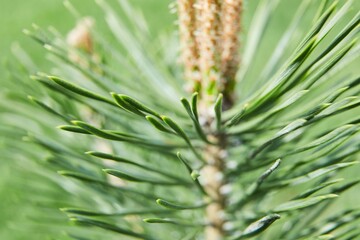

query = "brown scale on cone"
[[177, 0, 241, 108], [197, 0, 222, 106], [178, 0, 201, 92], [220, 0, 242, 109]]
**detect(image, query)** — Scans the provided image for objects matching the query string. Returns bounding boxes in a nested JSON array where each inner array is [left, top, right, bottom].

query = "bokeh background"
[[0, 0, 359, 239]]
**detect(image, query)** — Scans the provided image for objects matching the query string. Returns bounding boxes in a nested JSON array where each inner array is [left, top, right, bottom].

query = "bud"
[[66, 17, 94, 53]]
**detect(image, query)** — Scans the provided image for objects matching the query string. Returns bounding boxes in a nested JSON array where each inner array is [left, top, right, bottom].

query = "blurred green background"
[[0, 0, 359, 239], [0, 0, 175, 70]]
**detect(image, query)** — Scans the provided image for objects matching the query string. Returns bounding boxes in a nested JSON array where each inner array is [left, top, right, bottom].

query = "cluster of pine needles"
[[1, 0, 360, 239]]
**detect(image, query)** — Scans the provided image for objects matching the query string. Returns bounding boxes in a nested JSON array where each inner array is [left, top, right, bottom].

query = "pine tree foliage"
[[1, 0, 360, 239]]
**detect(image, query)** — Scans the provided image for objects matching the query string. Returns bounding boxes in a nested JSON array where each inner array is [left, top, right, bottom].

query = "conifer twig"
[[178, 1, 243, 239]]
